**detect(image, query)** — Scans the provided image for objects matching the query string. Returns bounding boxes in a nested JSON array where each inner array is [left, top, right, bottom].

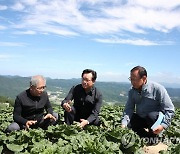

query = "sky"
[[0, 0, 180, 84]]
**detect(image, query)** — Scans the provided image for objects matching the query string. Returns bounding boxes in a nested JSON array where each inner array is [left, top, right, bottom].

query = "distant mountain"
[[0, 75, 180, 106], [0, 75, 30, 99]]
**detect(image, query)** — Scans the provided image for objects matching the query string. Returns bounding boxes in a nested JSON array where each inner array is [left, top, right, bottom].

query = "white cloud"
[[0, 41, 27, 47], [149, 72, 180, 84], [0, 54, 10, 60], [0, 5, 7, 10], [0, 25, 6, 30], [103, 4, 180, 33], [128, 0, 180, 10], [94, 37, 159, 46], [78, 0, 120, 5], [13, 30, 36, 35], [0, 54, 23, 61], [11, 2, 25, 11], [98, 71, 128, 82], [38, 25, 79, 36], [20, 0, 38, 6], [98, 70, 180, 83], [2, 0, 180, 42]]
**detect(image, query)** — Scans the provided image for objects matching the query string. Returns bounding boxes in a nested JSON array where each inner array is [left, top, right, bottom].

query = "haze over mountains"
[[0, 75, 180, 107]]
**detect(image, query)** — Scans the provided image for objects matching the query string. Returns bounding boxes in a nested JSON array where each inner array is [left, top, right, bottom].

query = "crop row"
[[0, 105, 180, 153]]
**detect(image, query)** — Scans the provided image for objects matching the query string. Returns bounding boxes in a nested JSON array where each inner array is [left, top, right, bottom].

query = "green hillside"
[[0, 75, 30, 99], [0, 75, 130, 104], [0, 75, 180, 107]]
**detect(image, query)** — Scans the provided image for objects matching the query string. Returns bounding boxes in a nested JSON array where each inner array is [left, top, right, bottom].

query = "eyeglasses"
[[128, 77, 141, 82], [82, 78, 92, 83], [36, 86, 46, 90]]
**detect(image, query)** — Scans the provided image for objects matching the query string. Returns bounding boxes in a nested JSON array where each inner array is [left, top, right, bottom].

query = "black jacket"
[[13, 89, 53, 125], [61, 84, 102, 123]]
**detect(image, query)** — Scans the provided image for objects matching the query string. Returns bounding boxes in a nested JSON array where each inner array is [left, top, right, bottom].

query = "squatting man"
[[121, 66, 175, 142]]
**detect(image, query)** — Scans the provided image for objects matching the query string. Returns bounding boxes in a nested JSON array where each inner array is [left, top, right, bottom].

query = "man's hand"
[[26, 120, 37, 129], [63, 101, 72, 112], [121, 124, 126, 128], [153, 125, 164, 134], [44, 113, 56, 121], [78, 119, 89, 128]]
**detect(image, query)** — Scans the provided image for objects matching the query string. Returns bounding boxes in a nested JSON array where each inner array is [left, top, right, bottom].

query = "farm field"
[[0, 105, 180, 154]]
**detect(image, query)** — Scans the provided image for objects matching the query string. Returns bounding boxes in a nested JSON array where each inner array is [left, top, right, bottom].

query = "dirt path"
[[143, 142, 168, 154]]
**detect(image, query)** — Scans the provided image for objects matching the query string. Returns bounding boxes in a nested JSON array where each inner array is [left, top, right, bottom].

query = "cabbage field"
[[0, 105, 180, 154]]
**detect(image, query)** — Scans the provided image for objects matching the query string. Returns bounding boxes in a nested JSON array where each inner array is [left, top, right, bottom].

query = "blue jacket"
[[121, 81, 175, 129]]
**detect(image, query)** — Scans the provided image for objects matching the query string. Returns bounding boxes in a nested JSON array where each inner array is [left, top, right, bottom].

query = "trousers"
[[64, 106, 100, 126], [130, 112, 159, 138]]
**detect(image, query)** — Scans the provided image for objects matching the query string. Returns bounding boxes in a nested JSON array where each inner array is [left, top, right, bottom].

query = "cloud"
[[0, 54, 23, 61], [0, 54, 11, 60], [103, 4, 180, 33], [128, 0, 180, 10], [0, 25, 7, 30], [2, 0, 180, 42], [20, 0, 38, 6], [37, 25, 79, 36], [149, 72, 180, 84], [0, 41, 27, 47], [98, 70, 180, 83], [0, 5, 7, 10], [94, 37, 159, 46], [98, 71, 128, 82], [13, 30, 36, 35], [11, 2, 25, 11]]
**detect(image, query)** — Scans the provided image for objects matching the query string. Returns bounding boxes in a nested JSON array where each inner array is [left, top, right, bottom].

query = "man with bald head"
[[6, 75, 59, 132]]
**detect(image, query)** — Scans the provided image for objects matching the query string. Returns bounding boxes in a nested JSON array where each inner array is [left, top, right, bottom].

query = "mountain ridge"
[[0, 75, 180, 106]]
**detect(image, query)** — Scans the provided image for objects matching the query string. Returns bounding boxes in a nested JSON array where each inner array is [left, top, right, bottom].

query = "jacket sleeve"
[[61, 86, 75, 108], [13, 96, 28, 125], [87, 90, 102, 123], [121, 89, 135, 126], [159, 87, 175, 129]]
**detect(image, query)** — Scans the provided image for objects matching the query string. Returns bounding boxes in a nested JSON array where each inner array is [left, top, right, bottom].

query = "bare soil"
[[143, 142, 168, 154]]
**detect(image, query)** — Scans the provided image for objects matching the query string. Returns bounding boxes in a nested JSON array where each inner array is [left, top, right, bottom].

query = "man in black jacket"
[[7, 75, 59, 132], [61, 69, 102, 128]]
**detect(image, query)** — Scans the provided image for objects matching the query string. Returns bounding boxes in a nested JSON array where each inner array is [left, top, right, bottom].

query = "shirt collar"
[[142, 80, 148, 91], [82, 85, 95, 94], [141, 80, 150, 94], [132, 80, 149, 93]]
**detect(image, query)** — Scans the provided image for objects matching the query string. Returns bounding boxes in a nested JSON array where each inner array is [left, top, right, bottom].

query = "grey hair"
[[30, 75, 46, 86]]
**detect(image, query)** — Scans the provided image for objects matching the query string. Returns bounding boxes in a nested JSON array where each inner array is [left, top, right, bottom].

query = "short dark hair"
[[81, 69, 97, 81], [131, 66, 147, 78]]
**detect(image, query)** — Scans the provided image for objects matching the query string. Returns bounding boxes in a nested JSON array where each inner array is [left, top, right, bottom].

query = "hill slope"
[[0, 75, 180, 106]]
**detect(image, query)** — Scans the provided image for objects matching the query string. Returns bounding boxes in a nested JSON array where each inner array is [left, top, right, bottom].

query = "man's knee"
[[146, 112, 159, 127], [6, 122, 20, 133], [130, 113, 148, 130], [52, 112, 60, 125], [64, 110, 76, 125], [130, 113, 139, 126], [64, 107, 76, 120]]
